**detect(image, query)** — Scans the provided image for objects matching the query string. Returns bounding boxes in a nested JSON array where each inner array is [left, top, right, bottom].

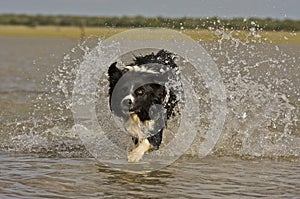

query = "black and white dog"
[[108, 50, 180, 162]]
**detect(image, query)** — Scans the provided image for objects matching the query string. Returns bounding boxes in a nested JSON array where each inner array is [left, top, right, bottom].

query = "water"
[[0, 35, 299, 198], [0, 153, 299, 198]]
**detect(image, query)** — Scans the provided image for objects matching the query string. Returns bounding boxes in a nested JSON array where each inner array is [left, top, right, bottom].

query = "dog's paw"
[[128, 151, 144, 163], [127, 139, 152, 163]]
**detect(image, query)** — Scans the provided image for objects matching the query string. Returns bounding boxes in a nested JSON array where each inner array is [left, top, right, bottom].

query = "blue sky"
[[0, 0, 299, 19]]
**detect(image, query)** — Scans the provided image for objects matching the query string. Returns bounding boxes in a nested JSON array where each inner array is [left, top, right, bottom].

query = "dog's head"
[[108, 50, 179, 123], [108, 63, 168, 121]]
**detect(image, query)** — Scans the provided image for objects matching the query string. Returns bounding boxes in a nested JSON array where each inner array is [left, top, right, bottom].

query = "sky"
[[0, 0, 300, 20]]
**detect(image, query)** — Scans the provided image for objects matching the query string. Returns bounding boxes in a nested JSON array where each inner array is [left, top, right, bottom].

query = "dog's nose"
[[121, 99, 132, 108]]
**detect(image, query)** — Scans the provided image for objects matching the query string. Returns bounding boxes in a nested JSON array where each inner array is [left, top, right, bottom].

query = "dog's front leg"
[[128, 139, 152, 162]]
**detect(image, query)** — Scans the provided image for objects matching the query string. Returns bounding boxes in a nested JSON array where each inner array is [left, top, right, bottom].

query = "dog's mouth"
[[121, 97, 145, 113], [120, 101, 142, 118], [128, 104, 144, 113], [127, 104, 152, 121]]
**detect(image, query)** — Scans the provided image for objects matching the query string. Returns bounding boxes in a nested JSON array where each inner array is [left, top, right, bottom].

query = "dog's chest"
[[124, 113, 155, 140]]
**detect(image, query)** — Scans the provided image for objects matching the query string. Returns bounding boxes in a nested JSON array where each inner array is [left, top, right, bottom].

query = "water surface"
[[0, 36, 299, 198]]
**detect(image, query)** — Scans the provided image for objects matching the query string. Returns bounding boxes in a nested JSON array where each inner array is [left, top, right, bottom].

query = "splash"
[[71, 28, 227, 171], [1, 27, 299, 162], [206, 28, 300, 160]]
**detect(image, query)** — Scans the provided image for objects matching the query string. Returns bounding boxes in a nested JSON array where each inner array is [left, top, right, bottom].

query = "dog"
[[108, 50, 180, 162]]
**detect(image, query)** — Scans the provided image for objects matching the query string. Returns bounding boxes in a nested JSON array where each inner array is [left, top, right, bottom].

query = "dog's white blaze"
[[121, 85, 135, 104], [122, 93, 135, 103], [125, 65, 159, 74]]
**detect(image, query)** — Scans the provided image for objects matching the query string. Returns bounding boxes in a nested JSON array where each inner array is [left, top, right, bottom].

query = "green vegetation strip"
[[1, 25, 299, 44]]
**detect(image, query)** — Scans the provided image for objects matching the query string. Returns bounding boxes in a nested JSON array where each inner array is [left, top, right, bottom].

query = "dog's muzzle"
[[121, 98, 132, 111]]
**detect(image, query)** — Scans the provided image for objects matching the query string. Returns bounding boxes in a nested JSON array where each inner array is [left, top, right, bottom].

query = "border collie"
[[108, 50, 179, 162]]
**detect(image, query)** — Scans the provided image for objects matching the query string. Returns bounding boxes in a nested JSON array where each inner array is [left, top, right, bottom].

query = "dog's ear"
[[108, 62, 123, 95], [108, 62, 122, 81]]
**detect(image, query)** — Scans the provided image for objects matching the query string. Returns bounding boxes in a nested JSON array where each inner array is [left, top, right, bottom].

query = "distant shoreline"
[[0, 25, 299, 44]]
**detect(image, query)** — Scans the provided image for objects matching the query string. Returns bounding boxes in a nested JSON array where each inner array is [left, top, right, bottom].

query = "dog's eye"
[[135, 88, 144, 96]]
